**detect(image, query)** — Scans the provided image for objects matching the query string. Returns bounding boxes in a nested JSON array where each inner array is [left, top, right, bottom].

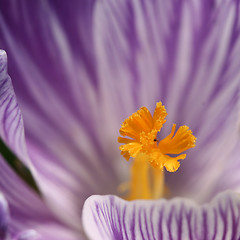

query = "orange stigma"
[[118, 102, 196, 200]]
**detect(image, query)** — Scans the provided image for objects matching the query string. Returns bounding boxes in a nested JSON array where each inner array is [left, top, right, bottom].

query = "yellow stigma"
[[118, 102, 196, 200]]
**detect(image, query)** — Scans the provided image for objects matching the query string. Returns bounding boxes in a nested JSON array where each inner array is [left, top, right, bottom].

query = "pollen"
[[118, 102, 196, 200]]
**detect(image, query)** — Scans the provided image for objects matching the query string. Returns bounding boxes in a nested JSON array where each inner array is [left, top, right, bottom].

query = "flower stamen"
[[118, 102, 196, 200]]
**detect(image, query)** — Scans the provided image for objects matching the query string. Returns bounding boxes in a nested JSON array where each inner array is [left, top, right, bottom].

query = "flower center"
[[118, 102, 196, 200]]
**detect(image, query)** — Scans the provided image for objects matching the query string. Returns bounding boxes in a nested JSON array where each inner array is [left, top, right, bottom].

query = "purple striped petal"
[[0, 193, 9, 240], [0, 155, 80, 240], [0, 48, 92, 234], [0, 50, 29, 165], [0, 50, 82, 234], [0, 2, 120, 230], [83, 192, 240, 240], [93, 0, 240, 201]]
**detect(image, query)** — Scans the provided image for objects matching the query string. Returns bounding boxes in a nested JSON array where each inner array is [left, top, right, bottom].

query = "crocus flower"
[[0, 0, 240, 239]]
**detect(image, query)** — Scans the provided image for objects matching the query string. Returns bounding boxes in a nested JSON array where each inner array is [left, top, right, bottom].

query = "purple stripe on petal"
[[0, 50, 29, 165], [82, 192, 240, 240]]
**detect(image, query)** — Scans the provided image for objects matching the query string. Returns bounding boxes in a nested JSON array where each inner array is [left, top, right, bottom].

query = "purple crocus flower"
[[0, 0, 240, 239]]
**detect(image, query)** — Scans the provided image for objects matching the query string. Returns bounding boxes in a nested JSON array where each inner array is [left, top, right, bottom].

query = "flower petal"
[[0, 50, 29, 165], [0, 50, 74, 235], [0, 2, 120, 229], [83, 191, 240, 240], [13, 230, 40, 240], [164, 0, 240, 202], [93, 0, 240, 201], [0, 47, 93, 232], [0, 193, 9, 240], [0, 155, 80, 240]]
